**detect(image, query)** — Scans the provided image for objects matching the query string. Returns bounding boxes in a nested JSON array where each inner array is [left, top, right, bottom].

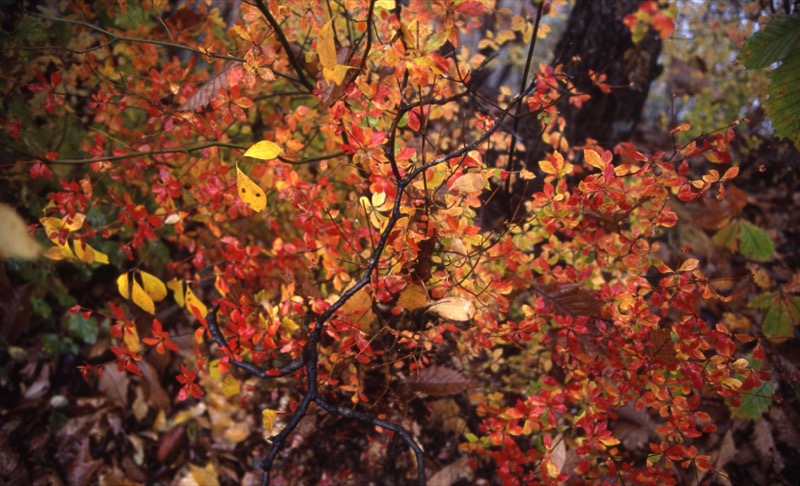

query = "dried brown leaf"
[[98, 364, 130, 406], [178, 63, 234, 112], [428, 456, 473, 486], [646, 327, 677, 363], [531, 283, 605, 318], [402, 366, 471, 397]]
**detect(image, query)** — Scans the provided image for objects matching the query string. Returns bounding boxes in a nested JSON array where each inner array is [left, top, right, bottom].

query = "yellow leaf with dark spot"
[[185, 286, 208, 318], [235, 163, 266, 212]]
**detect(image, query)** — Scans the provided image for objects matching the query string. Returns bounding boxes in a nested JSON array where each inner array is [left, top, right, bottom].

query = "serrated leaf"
[[766, 48, 800, 147], [243, 141, 282, 160], [731, 380, 775, 419], [739, 14, 800, 69], [739, 220, 774, 261], [756, 293, 800, 340], [0, 203, 42, 260], [427, 297, 475, 321], [235, 163, 266, 212]]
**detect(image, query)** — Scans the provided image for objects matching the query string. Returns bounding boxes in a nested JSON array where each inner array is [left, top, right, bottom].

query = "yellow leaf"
[[375, 0, 395, 10], [233, 24, 251, 41], [209, 359, 222, 382], [73, 240, 109, 264], [262, 408, 278, 434], [0, 203, 42, 260], [235, 163, 266, 212], [427, 297, 476, 321], [167, 278, 185, 307], [450, 173, 487, 194], [678, 258, 699, 272], [124, 323, 141, 353], [117, 273, 131, 299], [132, 278, 156, 314], [322, 64, 357, 86], [222, 374, 241, 398], [188, 463, 220, 486], [519, 169, 537, 180], [318, 20, 337, 70], [140, 271, 167, 301], [186, 286, 208, 318], [397, 284, 428, 311], [42, 244, 70, 261], [584, 148, 605, 170], [243, 140, 283, 160], [539, 158, 557, 175]]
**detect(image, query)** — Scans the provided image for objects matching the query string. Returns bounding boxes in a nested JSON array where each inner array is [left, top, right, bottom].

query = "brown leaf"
[[66, 438, 102, 486], [402, 366, 471, 397], [428, 456, 473, 486], [646, 327, 677, 363], [157, 426, 187, 464], [178, 62, 234, 112], [531, 283, 606, 318], [98, 364, 130, 406], [612, 404, 656, 451], [427, 297, 476, 322], [138, 360, 170, 411]]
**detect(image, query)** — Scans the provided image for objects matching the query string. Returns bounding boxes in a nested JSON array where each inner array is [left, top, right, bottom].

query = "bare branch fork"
[[202, 2, 541, 484], [206, 72, 537, 483]]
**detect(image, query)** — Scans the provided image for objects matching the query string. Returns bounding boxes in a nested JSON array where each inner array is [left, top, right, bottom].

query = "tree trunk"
[[551, 0, 663, 148]]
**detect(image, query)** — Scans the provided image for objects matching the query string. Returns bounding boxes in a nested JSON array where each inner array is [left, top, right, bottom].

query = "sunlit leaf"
[[427, 297, 475, 321], [235, 163, 266, 212], [131, 278, 155, 314], [583, 148, 605, 170], [318, 20, 337, 70], [0, 203, 42, 260], [262, 408, 278, 434], [243, 140, 283, 160], [450, 173, 486, 194], [140, 271, 167, 301]]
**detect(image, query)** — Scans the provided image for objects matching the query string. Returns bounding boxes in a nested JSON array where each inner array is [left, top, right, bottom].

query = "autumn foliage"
[[1, 1, 798, 485]]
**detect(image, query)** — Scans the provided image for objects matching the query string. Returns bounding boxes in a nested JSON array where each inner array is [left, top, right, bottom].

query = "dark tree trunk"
[[551, 0, 663, 148]]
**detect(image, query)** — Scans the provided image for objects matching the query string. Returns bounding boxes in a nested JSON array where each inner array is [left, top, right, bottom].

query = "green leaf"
[[739, 14, 800, 69], [766, 48, 800, 146], [749, 292, 800, 339], [738, 221, 774, 261], [66, 312, 99, 344], [731, 380, 775, 419], [712, 220, 740, 251]]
